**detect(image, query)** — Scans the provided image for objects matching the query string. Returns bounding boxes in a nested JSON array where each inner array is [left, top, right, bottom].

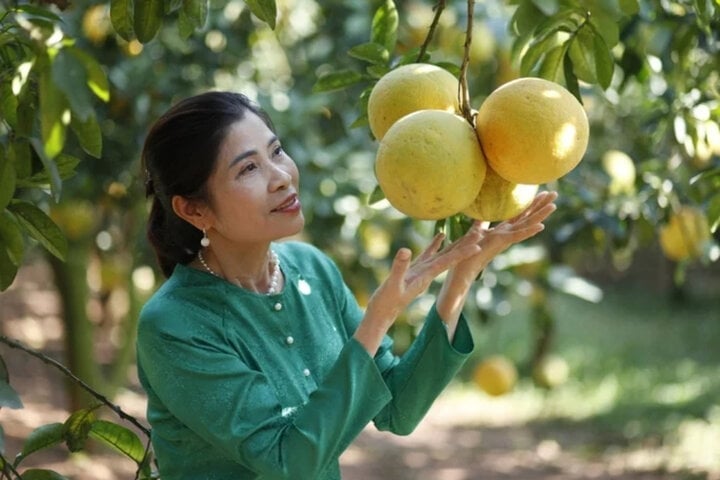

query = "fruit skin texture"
[[475, 77, 589, 184], [375, 110, 487, 220], [462, 166, 539, 222], [659, 207, 711, 261], [473, 355, 517, 397], [368, 63, 460, 141]]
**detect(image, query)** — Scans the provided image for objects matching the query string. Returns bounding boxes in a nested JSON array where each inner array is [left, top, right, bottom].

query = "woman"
[[137, 91, 557, 479]]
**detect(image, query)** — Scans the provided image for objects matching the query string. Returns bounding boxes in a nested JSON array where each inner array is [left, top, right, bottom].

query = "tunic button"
[[274, 302, 283, 311], [303, 368, 311, 377], [285, 336, 294, 345]]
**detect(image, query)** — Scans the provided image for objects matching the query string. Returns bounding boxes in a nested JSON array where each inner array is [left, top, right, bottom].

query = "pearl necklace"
[[197, 249, 281, 295]]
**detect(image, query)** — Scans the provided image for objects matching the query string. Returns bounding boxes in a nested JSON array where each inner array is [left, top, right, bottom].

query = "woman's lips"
[[272, 194, 301, 213]]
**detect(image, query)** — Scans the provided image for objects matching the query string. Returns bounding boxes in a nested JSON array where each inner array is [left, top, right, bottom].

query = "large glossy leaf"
[[371, 0, 398, 53], [0, 381, 23, 410], [63, 409, 96, 453], [70, 113, 102, 158], [0, 248, 18, 291], [178, 0, 209, 38], [0, 82, 18, 128], [348, 42, 389, 65], [67, 47, 110, 103], [51, 49, 93, 122], [538, 44, 568, 83], [313, 70, 365, 93], [15, 423, 64, 465], [0, 146, 16, 211], [134, 0, 164, 43], [7, 201, 67, 261], [38, 67, 68, 161], [89, 420, 146, 464], [0, 209, 24, 266], [521, 29, 571, 75], [568, 27, 598, 84], [18, 469, 69, 480], [245, 0, 277, 29], [29, 138, 62, 202], [110, 0, 135, 42], [16, 153, 79, 189]]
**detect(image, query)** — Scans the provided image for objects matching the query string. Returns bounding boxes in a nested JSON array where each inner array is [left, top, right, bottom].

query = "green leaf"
[[592, 33, 614, 89], [7, 201, 67, 261], [70, 113, 102, 158], [619, 0, 639, 15], [0, 82, 18, 128], [366, 64, 390, 79], [16, 154, 79, 189], [0, 210, 24, 266], [67, 47, 111, 103], [568, 28, 597, 84], [0, 355, 8, 383], [245, 0, 277, 29], [51, 49, 93, 122], [110, 0, 135, 42], [707, 192, 720, 233], [530, 0, 559, 16], [29, 138, 62, 202], [89, 420, 146, 463], [510, 1, 544, 37], [563, 53, 582, 102], [0, 381, 23, 409], [0, 146, 16, 211], [588, 9, 619, 48], [13, 5, 63, 22], [134, 0, 164, 43], [348, 42, 389, 65], [16, 423, 64, 466], [63, 409, 96, 453], [18, 469, 69, 480], [0, 248, 18, 291], [313, 69, 365, 93], [38, 68, 69, 160], [164, 0, 183, 14], [521, 29, 571, 75], [368, 185, 386, 205], [178, 0, 209, 38], [538, 44, 568, 83], [371, 0, 398, 53]]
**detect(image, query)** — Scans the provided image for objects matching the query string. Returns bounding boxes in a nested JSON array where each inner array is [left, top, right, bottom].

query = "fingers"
[[387, 247, 413, 284], [415, 232, 446, 263], [507, 191, 558, 225]]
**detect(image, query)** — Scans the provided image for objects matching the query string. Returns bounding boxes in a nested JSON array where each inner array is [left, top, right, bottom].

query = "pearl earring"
[[200, 229, 210, 247]]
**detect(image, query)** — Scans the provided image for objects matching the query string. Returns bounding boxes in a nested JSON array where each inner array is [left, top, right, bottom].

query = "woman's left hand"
[[464, 190, 558, 277], [437, 191, 558, 338]]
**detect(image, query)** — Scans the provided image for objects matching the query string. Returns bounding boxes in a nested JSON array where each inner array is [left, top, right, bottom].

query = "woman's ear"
[[171, 195, 210, 230]]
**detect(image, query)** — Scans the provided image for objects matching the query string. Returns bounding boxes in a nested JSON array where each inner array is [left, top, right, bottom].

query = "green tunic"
[[136, 241, 473, 479]]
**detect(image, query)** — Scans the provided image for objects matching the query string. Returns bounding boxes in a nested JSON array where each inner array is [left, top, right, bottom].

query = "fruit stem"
[[459, 0, 475, 125], [417, 0, 446, 62]]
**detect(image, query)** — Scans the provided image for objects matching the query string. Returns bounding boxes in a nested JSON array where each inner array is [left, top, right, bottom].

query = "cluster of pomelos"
[[368, 63, 590, 222]]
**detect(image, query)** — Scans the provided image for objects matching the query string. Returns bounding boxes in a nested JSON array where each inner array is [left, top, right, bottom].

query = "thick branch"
[[417, 0, 446, 62], [459, 0, 476, 123], [0, 335, 151, 438]]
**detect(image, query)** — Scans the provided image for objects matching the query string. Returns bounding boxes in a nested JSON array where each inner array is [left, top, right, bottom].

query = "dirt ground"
[[0, 262, 703, 480]]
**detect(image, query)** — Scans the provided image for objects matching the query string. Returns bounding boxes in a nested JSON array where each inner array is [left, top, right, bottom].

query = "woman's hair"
[[142, 91, 275, 277]]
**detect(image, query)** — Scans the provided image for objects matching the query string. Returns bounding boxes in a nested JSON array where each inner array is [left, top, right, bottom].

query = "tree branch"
[[0, 452, 22, 479], [459, 0, 476, 124], [0, 335, 151, 438], [417, 0, 446, 62]]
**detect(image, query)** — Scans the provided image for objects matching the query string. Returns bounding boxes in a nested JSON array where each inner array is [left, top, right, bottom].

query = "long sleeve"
[[336, 281, 474, 436], [138, 298, 392, 479]]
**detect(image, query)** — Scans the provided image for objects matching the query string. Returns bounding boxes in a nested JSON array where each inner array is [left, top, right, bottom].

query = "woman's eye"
[[273, 145, 283, 156], [238, 163, 257, 177]]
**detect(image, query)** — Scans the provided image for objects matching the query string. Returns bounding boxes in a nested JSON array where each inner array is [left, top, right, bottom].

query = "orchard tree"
[[0, 0, 718, 477]]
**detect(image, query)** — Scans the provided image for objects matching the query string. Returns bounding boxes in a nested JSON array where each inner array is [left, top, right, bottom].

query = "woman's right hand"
[[354, 225, 484, 355]]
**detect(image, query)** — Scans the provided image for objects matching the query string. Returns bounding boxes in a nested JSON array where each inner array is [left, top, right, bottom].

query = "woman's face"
[[204, 112, 304, 246]]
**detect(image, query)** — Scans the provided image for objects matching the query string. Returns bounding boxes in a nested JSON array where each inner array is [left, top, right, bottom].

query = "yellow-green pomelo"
[[375, 110, 486, 220], [368, 63, 459, 141], [475, 77, 589, 184], [659, 207, 711, 262], [462, 167, 539, 222], [473, 355, 518, 397]]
